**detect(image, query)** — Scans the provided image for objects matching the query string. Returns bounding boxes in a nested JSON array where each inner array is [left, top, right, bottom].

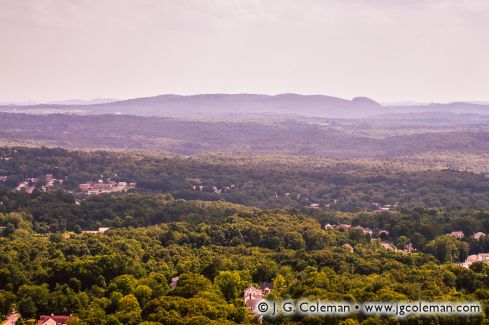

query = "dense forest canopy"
[[1, 113, 488, 159], [0, 146, 488, 323], [1, 147, 489, 212], [2, 200, 489, 324]]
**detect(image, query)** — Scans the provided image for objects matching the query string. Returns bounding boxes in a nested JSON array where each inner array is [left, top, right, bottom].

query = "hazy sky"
[[1, 0, 488, 103]]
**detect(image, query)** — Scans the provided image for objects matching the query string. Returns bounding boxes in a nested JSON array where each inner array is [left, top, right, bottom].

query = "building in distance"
[[79, 180, 136, 195]]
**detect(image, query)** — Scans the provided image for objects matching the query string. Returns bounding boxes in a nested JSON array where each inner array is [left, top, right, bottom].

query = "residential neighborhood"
[[448, 231, 486, 240], [325, 223, 390, 237], [12, 174, 63, 193], [1, 313, 74, 325]]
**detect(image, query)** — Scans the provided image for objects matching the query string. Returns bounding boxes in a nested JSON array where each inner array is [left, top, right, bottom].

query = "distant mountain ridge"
[[0, 93, 488, 119], [80, 93, 386, 118]]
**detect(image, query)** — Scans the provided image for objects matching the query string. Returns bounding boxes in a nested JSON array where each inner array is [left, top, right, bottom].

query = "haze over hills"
[[1, 93, 489, 160], [1, 112, 488, 159], [0, 98, 118, 106], [44, 98, 119, 105], [1, 93, 489, 119]]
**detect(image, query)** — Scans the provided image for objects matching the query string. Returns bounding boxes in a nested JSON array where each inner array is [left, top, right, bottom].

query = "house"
[[36, 315, 73, 325], [79, 183, 91, 191], [473, 232, 486, 240], [405, 243, 414, 253], [92, 182, 113, 191], [13, 177, 44, 193], [170, 276, 179, 289], [0, 176, 7, 182], [244, 283, 274, 312], [259, 282, 274, 295], [244, 286, 263, 310], [461, 253, 489, 268], [337, 224, 352, 231], [309, 203, 320, 208], [342, 243, 354, 252], [244, 286, 262, 300], [79, 180, 136, 195], [381, 242, 397, 251], [463, 255, 477, 267], [15, 181, 28, 191], [324, 224, 333, 230], [449, 231, 465, 239], [329, 224, 385, 237], [44, 175, 57, 188], [81, 227, 110, 235], [351, 226, 373, 236]]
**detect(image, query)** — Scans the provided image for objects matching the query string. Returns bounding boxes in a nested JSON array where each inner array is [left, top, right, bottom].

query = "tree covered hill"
[[1, 147, 489, 323], [1, 199, 489, 324], [1, 147, 489, 211], [1, 113, 489, 158], [2, 93, 489, 119]]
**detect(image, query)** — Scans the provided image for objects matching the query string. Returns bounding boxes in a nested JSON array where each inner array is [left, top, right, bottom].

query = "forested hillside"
[[1, 113, 488, 158], [1, 147, 489, 324], [2, 147, 489, 211], [2, 197, 489, 324]]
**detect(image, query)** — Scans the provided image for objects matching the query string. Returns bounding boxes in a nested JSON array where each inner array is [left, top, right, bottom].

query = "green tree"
[[18, 285, 50, 318], [273, 274, 287, 296], [134, 285, 152, 307], [171, 273, 212, 298], [114, 295, 141, 325], [0, 290, 15, 318], [214, 271, 243, 302], [118, 294, 140, 313], [425, 235, 469, 263]]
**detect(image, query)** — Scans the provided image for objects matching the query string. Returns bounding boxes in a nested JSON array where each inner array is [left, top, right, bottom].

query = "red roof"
[[37, 315, 72, 325]]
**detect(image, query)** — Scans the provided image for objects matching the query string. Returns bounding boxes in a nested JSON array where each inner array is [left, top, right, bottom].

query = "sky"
[[1, 0, 488, 103]]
